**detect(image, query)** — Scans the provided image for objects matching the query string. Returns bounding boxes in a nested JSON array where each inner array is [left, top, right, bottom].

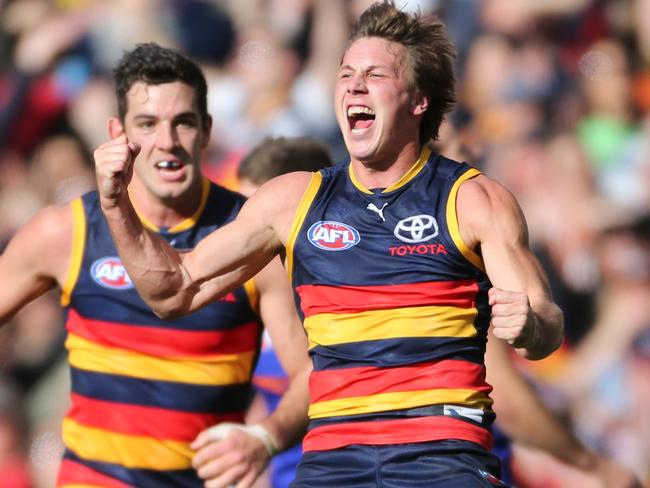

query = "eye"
[[178, 120, 197, 129], [137, 120, 155, 129], [176, 115, 199, 129]]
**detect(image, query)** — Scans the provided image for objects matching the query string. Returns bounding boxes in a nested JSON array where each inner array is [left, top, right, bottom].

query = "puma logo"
[[366, 202, 388, 222]]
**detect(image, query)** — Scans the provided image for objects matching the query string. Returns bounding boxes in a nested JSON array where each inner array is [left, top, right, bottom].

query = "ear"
[[201, 114, 213, 149], [108, 117, 125, 139], [412, 96, 429, 116]]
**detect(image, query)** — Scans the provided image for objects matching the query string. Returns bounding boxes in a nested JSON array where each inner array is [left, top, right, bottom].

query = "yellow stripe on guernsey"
[[349, 146, 432, 194], [243, 279, 259, 314], [304, 305, 478, 349], [446, 168, 485, 271], [61, 198, 86, 307], [135, 177, 211, 233], [286, 172, 323, 283], [66, 333, 254, 385], [309, 387, 492, 419], [62, 418, 192, 470]]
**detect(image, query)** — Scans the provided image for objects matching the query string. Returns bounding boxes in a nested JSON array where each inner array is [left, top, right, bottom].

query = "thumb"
[[128, 142, 141, 159], [190, 429, 210, 450]]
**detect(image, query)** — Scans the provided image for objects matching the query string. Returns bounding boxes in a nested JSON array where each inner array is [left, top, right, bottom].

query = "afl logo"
[[307, 221, 360, 251], [91, 257, 134, 290], [394, 214, 439, 243]]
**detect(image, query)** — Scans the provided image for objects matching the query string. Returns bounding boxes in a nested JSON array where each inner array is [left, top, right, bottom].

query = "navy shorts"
[[290, 440, 509, 487]]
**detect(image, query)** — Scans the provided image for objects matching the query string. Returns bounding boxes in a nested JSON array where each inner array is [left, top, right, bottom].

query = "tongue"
[[353, 118, 374, 130]]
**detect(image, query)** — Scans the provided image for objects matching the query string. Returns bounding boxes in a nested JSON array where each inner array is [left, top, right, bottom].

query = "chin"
[[347, 139, 379, 163]]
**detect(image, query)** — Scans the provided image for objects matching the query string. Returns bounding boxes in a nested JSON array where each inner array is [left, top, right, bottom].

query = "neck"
[[350, 141, 422, 190], [128, 177, 204, 229]]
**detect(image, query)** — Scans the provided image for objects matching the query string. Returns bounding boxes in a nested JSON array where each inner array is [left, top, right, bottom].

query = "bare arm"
[[0, 205, 71, 325], [458, 175, 563, 359], [488, 337, 592, 464], [191, 258, 311, 487], [254, 258, 311, 451], [487, 337, 642, 487], [94, 135, 310, 318]]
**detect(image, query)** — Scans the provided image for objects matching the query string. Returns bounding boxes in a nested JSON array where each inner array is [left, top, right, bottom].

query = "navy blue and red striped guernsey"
[[286, 146, 495, 453], [57, 178, 263, 487]]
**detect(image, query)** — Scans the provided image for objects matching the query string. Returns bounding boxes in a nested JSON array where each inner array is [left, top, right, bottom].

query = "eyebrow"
[[339, 64, 389, 72], [132, 112, 200, 120]]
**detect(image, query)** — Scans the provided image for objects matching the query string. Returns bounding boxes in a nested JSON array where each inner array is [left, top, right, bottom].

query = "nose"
[[156, 122, 177, 151], [347, 73, 368, 94]]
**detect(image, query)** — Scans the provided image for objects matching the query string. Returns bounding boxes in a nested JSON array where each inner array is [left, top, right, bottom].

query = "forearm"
[[496, 393, 591, 467], [101, 198, 192, 314], [258, 365, 311, 452]]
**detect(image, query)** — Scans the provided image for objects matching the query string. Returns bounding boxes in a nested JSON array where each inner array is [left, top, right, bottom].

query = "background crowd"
[[0, 0, 649, 487]]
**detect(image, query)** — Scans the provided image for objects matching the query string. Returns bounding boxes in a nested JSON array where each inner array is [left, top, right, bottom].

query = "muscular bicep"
[[458, 176, 552, 302], [177, 172, 312, 314], [0, 205, 72, 325]]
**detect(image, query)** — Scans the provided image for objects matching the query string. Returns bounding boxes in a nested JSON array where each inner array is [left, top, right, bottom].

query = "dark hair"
[[238, 136, 333, 185], [113, 42, 209, 127], [349, 1, 456, 143]]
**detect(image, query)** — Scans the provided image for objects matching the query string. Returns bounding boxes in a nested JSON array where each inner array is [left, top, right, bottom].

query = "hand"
[[191, 423, 271, 488], [488, 287, 538, 350], [93, 134, 140, 208]]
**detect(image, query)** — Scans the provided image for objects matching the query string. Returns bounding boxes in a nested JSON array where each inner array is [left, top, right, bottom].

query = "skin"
[[486, 337, 642, 488], [96, 37, 563, 364], [95, 31, 569, 480], [2, 81, 311, 488]]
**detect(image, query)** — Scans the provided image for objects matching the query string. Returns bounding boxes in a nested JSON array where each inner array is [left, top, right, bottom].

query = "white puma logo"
[[366, 202, 388, 222]]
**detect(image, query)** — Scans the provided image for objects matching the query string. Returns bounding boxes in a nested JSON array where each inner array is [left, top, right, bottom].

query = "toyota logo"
[[393, 214, 439, 243]]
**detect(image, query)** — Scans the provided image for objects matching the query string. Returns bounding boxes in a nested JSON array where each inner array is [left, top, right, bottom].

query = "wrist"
[[526, 314, 542, 352], [246, 424, 280, 457], [206, 422, 280, 457]]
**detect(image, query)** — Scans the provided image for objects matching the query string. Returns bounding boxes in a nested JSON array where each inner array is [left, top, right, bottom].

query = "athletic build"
[[95, 3, 563, 486]]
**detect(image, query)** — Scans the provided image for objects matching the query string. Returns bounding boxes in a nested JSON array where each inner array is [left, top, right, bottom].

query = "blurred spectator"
[[2, 0, 650, 484]]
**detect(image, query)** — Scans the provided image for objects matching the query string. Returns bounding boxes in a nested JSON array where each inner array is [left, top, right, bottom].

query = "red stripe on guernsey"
[[296, 280, 478, 317], [309, 360, 489, 403], [303, 416, 492, 452], [65, 309, 258, 357], [57, 458, 131, 487], [68, 393, 244, 441]]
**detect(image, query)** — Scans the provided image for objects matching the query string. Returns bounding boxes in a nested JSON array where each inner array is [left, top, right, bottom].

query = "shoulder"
[[457, 174, 527, 247], [25, 202, 76, 242], [241, 171, 317, 243], [246, 172, 316, 211], [458, 174, 517, 209], [5, 202, 76, 280]]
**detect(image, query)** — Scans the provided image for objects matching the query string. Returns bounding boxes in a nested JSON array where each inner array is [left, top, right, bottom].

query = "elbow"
[[146, 291, 193, 320], [151, 305, 183, 320]]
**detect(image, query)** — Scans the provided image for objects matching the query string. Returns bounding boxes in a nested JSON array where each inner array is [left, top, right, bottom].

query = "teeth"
[[347, 106, 375, 117], [157, 161, 181, 169]]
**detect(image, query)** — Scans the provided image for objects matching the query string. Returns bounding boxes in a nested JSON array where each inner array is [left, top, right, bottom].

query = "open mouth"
[[155, 160, 184, 171], [347, 105, 375, 132]]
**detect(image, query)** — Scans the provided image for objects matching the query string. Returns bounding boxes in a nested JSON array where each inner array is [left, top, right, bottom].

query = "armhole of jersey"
[[285, 172, 323, 286], [61, 198, 86, 306], [243, 279, 259, 314], [446, 168, 486, 273]]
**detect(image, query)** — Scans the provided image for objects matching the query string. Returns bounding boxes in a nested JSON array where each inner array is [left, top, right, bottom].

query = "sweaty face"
[[335, 37, 424, 166], [122, 81, 209, 203]]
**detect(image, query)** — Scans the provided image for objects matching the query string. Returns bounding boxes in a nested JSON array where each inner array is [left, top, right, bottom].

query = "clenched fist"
[[488, 287, 539, 350], [94, 134, 140, 208]]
